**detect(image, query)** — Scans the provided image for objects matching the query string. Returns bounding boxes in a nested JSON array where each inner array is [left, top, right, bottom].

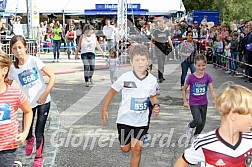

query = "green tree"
[[183, 0, 252, 22]]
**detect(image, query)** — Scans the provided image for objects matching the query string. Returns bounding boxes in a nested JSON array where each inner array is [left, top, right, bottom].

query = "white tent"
[[5, 0, 185, 14]]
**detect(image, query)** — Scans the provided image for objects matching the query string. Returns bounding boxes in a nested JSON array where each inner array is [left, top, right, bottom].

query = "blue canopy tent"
[[0, 11, 12, 16], [84, 9, 148, 16]]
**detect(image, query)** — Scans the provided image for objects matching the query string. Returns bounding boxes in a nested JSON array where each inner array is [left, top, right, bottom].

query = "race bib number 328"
[[130, 97, 149, 112], [18, 67, 39, 86]]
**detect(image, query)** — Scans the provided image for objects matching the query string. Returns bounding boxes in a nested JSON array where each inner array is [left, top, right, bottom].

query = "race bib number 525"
[[192, 83, 207, 96]]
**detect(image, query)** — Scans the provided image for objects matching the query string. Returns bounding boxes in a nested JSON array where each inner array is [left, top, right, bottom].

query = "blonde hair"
[[215, 85, 252, 116]]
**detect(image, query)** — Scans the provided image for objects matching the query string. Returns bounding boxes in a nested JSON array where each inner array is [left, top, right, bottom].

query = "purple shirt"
[[186, 72, 213, 106]]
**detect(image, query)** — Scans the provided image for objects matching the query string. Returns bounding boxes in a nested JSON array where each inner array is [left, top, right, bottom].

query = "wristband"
[[152, 103, 160, 107]]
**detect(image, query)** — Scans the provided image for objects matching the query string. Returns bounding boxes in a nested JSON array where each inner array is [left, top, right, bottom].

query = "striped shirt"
[[183, 129, 252, 166], [0, 84, 26, 151]]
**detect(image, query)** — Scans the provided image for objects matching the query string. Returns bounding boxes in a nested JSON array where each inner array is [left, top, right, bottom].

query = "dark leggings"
[[189, 105, 207, 135], [24, 102, 50, 153], [81, 52, 95, 82]]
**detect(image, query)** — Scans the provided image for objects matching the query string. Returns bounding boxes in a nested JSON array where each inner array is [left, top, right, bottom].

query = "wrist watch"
[[152, 103, 160, 107]]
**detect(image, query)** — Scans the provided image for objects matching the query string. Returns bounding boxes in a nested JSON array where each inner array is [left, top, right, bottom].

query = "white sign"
[[29, 0, 39, 27]]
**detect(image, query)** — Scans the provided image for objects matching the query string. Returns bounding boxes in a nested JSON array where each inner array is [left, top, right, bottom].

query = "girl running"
[[182, 54, 215, 140], [8, 35, 56, 167], [0, 53, 33, 167], [106, 50, 120, 84]]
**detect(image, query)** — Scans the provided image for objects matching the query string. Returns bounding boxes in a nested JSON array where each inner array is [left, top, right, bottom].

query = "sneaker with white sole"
[[186, 123, 194, 139], [85, 82, 89, 87], [89, 78, 93, 85]]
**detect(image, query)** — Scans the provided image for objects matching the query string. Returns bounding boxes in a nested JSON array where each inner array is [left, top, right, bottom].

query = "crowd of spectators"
[[35, 16, 252, 82]]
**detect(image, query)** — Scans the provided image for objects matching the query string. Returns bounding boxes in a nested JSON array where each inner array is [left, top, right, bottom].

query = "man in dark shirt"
[[152, 21, 174, 83]]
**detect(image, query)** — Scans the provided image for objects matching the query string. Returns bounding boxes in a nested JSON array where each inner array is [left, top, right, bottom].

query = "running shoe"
[[25, 135, 35, 155], [186, 123, 194, 139], [85, 82, 89, 87], [89, 78, 93, 85], [33, 156, 44, 167], [36, 138, 44, 156]]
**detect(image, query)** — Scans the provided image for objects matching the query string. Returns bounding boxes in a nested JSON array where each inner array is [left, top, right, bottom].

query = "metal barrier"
[[1, 39, 37, 60], [212, 53, 252, 79]]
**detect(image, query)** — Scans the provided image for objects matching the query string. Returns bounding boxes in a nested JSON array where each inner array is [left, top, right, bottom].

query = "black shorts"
[[117, 123, 149, 145]]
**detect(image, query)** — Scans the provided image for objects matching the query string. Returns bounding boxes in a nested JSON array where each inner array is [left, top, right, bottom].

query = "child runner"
[[106, 49, 120, 84], [0, 53, 33, 167], [174, 84, 252, 167], [7, 35, 56, 167], [101, 45, 160, 167], [182, 54, 215, 140]]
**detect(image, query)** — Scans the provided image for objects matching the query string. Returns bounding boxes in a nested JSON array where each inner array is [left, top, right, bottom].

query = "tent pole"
[[26, 0, 29, 37], [63, 10, 65, 27]]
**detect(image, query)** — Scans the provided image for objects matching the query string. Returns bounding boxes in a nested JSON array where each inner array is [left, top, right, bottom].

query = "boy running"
[[102, 45, 160, 167]]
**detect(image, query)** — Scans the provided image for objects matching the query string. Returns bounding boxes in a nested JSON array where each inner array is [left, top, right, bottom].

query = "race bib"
[[130, 97, 149, 112], [0, 103, 11, 125], [192, 83, 207, 96], [18, 67, 39, 86]]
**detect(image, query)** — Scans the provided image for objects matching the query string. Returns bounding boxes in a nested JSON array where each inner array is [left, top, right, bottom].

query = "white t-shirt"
[[103, 25, 115, 40], [8, 55, 51, 108], [183, 129, 252, 167], [80, 34, 96, 54], [112, 71, 157, 127]]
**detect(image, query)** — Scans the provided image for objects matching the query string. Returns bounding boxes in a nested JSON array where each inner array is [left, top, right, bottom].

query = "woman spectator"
[[179, 30, 197, 90], [52, 22, 62, 62], [75, 24, 104, 87], [65, 24, 76, 59]]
